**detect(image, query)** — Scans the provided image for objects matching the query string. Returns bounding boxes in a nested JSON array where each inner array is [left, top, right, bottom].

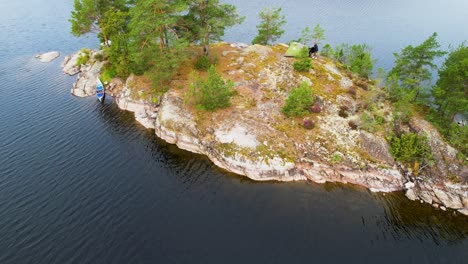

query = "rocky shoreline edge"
[[61, 46, 468, 216]]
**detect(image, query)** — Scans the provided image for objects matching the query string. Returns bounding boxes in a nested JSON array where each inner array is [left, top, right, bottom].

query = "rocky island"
[[62, 42, 468, 216]]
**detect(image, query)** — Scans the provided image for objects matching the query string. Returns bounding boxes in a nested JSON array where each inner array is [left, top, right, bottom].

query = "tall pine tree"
[[432, 44, 468, 120], [387, 33, 446, 102], [252, 7, 286, 45], [70, 0, 128, 46], [181, 0, 244, 55]]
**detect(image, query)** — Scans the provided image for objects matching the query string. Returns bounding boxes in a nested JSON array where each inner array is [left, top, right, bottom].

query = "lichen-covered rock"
[[359, 131, 395, 164]]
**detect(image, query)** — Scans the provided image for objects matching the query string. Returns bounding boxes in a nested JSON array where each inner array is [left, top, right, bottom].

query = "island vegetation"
[[68, 0, 467, 214]]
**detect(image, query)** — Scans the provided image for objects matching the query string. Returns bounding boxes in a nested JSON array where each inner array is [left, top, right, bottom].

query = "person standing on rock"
[[312, 42, 319, 58]]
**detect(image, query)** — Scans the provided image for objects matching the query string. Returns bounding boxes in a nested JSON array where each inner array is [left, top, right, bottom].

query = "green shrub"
[[189, 65, 234, 111], [75, 49, 90, 66], [194, 55, 214, 71], [389, 132, 432, 164], [426, 111, 468, 158], [294, 58, 312, 72], [359, 112, 379, 132], [94, 52, 105, 61], [100, 66, 117, 84], [321, 44, 333, 58], [331, 153, 342, 164], [293, 47, 312, 72], [282, 81, 314, 117]]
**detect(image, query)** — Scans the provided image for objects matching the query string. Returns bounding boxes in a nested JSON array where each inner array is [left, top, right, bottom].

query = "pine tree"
[[128, 0, 188, 73], [432, 43, 468, 119], [128, 0, 189, 90], [387, 33, 446, 102], [252, 7, 286, 45], [312, 24, 325, 44], [70, 0, 128, 46], [181, 0, 244, 55]]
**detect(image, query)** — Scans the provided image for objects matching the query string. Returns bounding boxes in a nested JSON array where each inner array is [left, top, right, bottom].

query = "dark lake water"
[[0, 0, 467, 263]]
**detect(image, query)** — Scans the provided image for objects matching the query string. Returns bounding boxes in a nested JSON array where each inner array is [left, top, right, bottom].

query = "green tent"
[[284, 42, 306, 57]]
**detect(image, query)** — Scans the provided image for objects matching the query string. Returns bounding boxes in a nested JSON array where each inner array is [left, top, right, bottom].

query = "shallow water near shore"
[[0, 0, 467, 263]]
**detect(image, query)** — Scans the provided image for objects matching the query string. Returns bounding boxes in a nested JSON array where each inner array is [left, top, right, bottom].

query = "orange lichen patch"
[[127, 74, 153, 99], [271, 43, 288, 54]]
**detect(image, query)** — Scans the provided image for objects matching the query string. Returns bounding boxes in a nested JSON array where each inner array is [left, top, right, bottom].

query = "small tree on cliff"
[[312, 24, 325, 44], [282, 81, 314, 117], [189, 65, 234, 111], [252, 7, 286, 45], [387, 32, 446, 102]]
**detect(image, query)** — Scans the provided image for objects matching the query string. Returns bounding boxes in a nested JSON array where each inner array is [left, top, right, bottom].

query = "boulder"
[[241, 44, 272, 58], [433, 188, 464, 209], [405, 188, 418, 201], [62, 53, 81, 75], [35, 51, 60, 62], [230, 43, 249, 49], [458, 208, 468, 216]]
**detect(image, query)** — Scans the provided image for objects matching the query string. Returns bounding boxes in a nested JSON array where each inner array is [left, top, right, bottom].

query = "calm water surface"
[[0, 0, 467, 263]]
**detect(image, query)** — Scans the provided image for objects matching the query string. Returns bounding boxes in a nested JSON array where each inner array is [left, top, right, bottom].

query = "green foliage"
[[330, 153, 342, 164], [75, 49, 90, 66], [298, 26, 313, 46], [128, 0, 188, 73], [389, 132, 432, 164], [312, 24, 325, 44], [282, 82, 314, 117], [100, 65, 117, 84], [101, 8, 131, 78], [325, 43, 374, 77], [70, 0, 128, 42], [359, 112, 379, 132], [293, 59, 312, 72], [94, 52, 105, 61], [147, 44, 189, 93], [387, 32, 446, 102], [189, 65, 234, 111], [348, 44, 374, 78], [194, 55, 214, 71], [426, 111, 468, 157], [321, 44, 333, 58], [252, 7, 286, 45], [180, 0, 244, 55], [375, 67, 386, 88], [293, 47, 312, 72], [432, 43, 468, 120]]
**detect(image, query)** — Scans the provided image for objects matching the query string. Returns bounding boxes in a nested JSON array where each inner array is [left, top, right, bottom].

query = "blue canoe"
[[96, 77, 105, 102]]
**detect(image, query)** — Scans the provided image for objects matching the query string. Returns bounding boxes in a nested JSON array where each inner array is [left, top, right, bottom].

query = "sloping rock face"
[[402, 117, 468, 215], [115, 83, 158, 129]]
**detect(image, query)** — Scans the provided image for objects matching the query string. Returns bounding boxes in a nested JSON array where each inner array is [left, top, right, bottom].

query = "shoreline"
[[61, 46, 468, 216]]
